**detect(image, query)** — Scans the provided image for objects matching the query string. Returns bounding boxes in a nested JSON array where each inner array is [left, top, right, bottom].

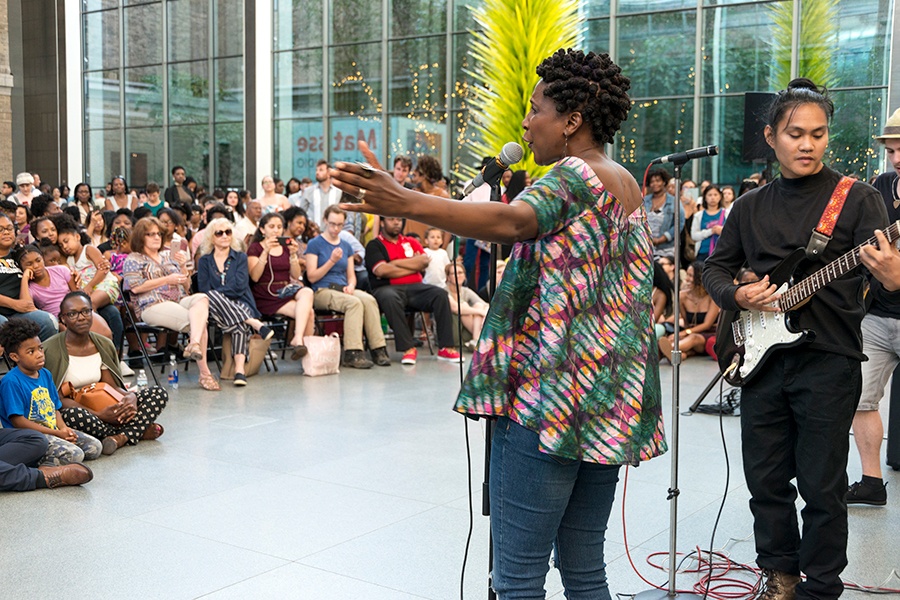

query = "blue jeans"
[[490, 417, 620, 599], [0, 310, 58, 341]]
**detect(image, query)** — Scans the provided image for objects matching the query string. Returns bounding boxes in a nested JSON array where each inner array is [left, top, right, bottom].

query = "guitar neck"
[[780, 221, 900, 311]]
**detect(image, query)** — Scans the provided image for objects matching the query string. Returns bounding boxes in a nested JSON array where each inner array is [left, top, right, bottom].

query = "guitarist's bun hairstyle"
[[767, 78, 834, 131]]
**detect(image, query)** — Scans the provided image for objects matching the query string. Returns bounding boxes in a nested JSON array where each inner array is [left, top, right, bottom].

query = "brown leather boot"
[[759, 569, 801, 600], [38, 463, 94, 489]]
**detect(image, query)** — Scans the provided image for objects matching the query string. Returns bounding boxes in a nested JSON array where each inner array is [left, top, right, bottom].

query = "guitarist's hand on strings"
[[734, 275, 781, 312], [860, 229, 900, 292]]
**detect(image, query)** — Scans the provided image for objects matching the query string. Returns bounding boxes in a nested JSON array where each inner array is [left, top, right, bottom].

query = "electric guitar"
[[715, 220, 900, 387]]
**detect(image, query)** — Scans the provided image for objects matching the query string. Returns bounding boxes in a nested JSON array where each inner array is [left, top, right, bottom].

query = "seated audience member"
[[658, 261, 719, 360], [234, 199, 262, 246], [339, 228, 369, 292], [365, 216, 462, 365], [0, 199, 16, 221], [31, 216, 58, 245], [282, 206, 309, 255], [99, 209, 135, 255], [13, 203, 31, 242], [446, 262, 489, 350], [422, 227, 452, 289], [72, 183, 96, 223], [247, 212, 315, 360], [30, 194, 61, 219], [652, 260, 675, 338], [0, 427, 93, 490], [57, 221, 121, 312], [224, 190, 244, 222], [477, 259, 508, 302], [84, 208, 109, 248], [191, 202, 235, 258], [305, 206, 390, 368], [143, 182, 166, 217], [157, 207, 184, 251], [690, 185, 726, 262], [16, 245, 114, 340], [257, 175, 291, 214], [197, 218, 275, 386], [43, 291, 168, 456], [0, 320, 102, 466], [0, 214, 57, 341], [122, 217, 220, 391]]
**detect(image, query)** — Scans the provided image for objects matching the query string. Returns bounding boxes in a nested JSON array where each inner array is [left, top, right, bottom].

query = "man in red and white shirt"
[[365, 216, 462, 365]]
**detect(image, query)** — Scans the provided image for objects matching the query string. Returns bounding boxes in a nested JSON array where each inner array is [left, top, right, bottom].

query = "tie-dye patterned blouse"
[[454, 157, 667, 465]]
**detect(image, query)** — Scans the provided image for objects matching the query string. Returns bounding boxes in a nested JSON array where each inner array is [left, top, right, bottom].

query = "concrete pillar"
[[0, 0, 14, 178]]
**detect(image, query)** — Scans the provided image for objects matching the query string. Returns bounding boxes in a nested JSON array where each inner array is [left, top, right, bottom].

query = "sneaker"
[[401, 348, 417, 365], [437, 347, 463, 363], [370, 346, 391, 367], [259, 325, 275, 341], [119, 360, 135, 377], [342, 349, 374, 369], [234, 373, 248, 387], [846, 479, 887, 506], [759, 569, 801, 600]]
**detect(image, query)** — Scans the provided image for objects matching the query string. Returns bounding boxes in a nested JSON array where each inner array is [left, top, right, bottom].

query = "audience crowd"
[[0, 159, 774, 491]]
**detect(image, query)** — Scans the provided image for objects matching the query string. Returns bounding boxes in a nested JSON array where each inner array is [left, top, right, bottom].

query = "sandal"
[[183, 342, 203, 361], [198, 373, 221, 391], [141, 423, 165, 441]]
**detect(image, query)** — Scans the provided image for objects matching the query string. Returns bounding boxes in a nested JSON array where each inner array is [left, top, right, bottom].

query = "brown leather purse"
[[60, 381, 125, 412]]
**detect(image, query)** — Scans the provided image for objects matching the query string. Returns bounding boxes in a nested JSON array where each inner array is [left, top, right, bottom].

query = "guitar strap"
[[805, 175, 855, 259]]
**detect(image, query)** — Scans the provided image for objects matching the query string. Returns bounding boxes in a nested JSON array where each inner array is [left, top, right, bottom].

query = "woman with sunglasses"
[[122, 217, 219, 391], [197, 218, 274, 386], [42, 291, 168, 456]]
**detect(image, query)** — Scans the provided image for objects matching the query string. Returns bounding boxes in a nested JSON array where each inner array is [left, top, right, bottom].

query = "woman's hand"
[[262, 237, 280, 253], [22, 267, 34, 281], [330, 247, 343, 263], [331, 141, 408, 216], [711, 225, 723, 235], [165, 272, 189, 287]]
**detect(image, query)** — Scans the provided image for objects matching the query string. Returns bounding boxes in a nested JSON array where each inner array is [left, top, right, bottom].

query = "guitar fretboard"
[[779, 220, 900, 311]]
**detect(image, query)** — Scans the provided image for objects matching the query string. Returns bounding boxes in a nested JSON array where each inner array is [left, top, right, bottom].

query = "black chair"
[[120, 292, 191, 387]]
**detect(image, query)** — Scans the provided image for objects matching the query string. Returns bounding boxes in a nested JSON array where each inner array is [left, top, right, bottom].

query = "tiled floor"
[[1, 354, 896, 599]]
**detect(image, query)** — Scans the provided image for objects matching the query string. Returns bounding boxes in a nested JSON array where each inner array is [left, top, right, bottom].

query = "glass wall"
[[601, 0, 894, 185], [81, 0, 894, 193], [81, 0, 244, 191], [273, 0, 461, 183]]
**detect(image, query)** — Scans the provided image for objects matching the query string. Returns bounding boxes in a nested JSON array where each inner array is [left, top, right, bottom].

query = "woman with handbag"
[[122, 216, 219, 391], [42, 291, 168, 456], [247, 212, 315, 360], [197, 218, 274, 386]]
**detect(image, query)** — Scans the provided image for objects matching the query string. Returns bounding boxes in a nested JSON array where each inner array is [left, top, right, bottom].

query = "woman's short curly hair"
[[414, 155, 444, 185], [536, 49, 632, 145]]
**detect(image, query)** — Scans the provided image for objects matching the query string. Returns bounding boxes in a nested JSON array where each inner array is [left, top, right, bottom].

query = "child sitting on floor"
[[0, 320, 102, 466]]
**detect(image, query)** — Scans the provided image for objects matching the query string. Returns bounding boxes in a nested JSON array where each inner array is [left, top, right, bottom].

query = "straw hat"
[[876, 108, 900, 140]]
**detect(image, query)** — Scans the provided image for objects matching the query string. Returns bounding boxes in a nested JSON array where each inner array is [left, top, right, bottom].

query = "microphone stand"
[[482, 180, 501, 600], [635, 160, 703, 600]]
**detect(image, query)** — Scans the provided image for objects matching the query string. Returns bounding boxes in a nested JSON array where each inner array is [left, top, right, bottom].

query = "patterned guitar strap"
[[804, 176, 855, 259]]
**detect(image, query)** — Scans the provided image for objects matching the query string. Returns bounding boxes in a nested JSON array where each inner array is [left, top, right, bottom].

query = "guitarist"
[[703, 79, 890, 600], [848, 108, 900, 506]]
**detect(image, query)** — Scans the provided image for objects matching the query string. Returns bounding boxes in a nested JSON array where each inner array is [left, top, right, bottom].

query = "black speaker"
[[742, 92, 776, 162]]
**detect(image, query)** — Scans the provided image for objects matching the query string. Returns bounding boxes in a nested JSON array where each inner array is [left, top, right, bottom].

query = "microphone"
[[650, 145, 718, 165], [464, 142, 524, 195]]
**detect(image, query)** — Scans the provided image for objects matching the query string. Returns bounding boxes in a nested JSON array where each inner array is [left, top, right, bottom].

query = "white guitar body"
[[728, 285, 808, 382]]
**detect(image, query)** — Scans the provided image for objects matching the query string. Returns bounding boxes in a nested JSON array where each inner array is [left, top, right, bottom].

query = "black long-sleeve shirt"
[[866, 172, 900, 319], [703, 166, 888, 358]]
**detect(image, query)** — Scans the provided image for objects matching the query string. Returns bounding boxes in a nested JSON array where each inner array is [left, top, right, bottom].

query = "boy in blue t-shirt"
[[0, 320, 102, 465]]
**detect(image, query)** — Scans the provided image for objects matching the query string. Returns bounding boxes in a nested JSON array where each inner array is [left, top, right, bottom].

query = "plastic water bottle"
[[136, 369, 148, 390], [167, 354, 179, 389]]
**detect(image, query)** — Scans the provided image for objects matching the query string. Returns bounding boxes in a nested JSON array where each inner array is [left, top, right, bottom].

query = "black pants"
[[741, 349, 861, 600], [0, 428, 47, 491], [372, 283, 454, 352], [60, 386, 168, 445]]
